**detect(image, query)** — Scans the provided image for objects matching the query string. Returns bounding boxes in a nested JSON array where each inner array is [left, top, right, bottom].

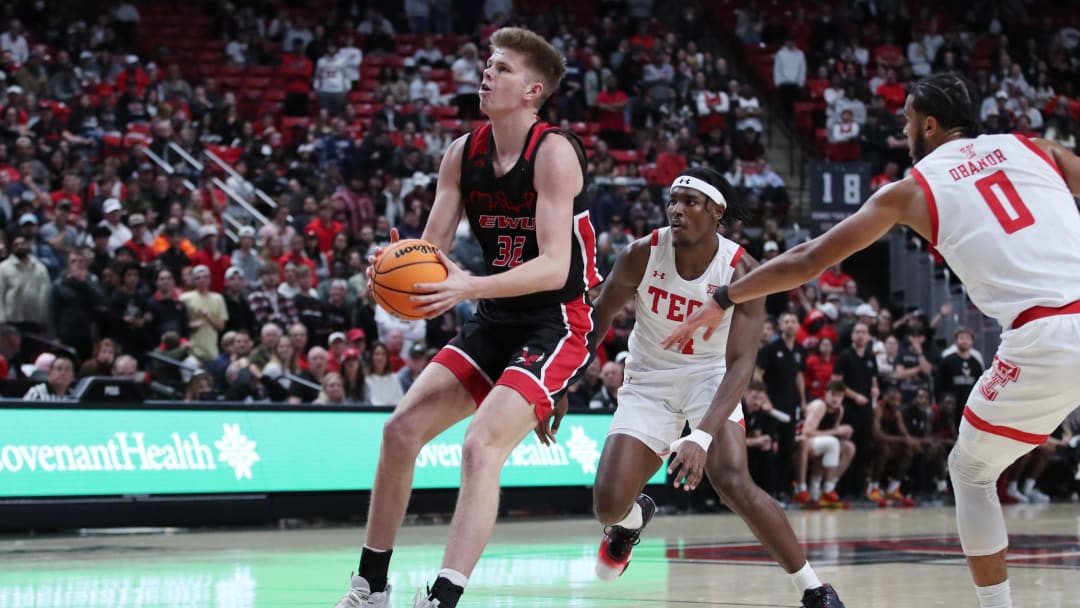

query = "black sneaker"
[[801, 583, 845, 608], [595, 494, 657, 581]]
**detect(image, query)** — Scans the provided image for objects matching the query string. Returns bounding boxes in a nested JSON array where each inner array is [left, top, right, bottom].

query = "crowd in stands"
[[0, 0, 1077, 507]]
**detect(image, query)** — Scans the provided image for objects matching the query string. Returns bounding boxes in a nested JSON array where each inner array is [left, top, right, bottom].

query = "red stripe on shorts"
[[432, 345, 493, 407], [962, 407, 1049, 445]]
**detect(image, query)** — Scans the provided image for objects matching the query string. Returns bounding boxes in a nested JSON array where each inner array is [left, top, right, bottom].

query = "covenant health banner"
[[0, 409, 662, 497]]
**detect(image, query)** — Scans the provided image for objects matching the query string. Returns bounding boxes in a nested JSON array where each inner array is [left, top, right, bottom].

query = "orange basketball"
[[371, 239, 449, 320]]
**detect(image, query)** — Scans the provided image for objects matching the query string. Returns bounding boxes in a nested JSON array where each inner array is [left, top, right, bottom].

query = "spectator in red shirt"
[[651, 138, 687, 185], [818, 263, 851, 296], [189, 225, 231, 293], [278, 233, 317, 284], [871, 161, 900, 192], [50, 172, 84, 218], [304, 199, 343, 253], [115, 55, 151, 97], [595, 75, 630, 148], [332, 175, 375, 241], [875, 68, 906, 115], [280, 40, 314, 117], [806, 65, 831, 101], [874, 34, 904, 69], [803, 336, 836, 400], [121, 213, 156, 265]]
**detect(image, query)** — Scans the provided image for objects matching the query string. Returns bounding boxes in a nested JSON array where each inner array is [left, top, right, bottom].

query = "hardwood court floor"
[[1, 504, 1078, 607]]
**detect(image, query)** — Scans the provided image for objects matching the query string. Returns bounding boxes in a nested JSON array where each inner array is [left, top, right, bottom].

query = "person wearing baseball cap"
[[222, 266, 255, 334], [327, 331, 348, 372], [190, 223, 232, 293], [231, 225, 261, 287], [121, 213, 156, 265], [99, 198, 132, 255]]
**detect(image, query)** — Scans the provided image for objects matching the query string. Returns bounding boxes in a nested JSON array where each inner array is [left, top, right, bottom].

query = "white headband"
[[670, 175, 727, 210]]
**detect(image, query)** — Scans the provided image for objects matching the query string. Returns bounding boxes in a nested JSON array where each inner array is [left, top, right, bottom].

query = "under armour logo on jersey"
[[960, 143, 976, 159], [707, 283, 722, 294], [652, 270, 665, 279]]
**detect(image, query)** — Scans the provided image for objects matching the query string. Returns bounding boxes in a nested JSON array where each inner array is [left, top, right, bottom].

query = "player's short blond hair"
[[490, 27, 566, 106]]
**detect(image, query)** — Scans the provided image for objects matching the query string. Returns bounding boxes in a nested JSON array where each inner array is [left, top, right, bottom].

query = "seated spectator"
[[588, 361, 621, 410], [793, 381, 856, 505], [314, 372, 347, 405], [262, 337, 299, 382], [340, 347, 367, 402], [869, 387, 917, 504], [396, 343, 429, 393], [366, 341, 404, 406], [185, 369, 218, 401], [289, 346, 329, 404], [111, 354, 140, 380], [249, 322, 282, 370], [23, 353, 75, 401], [566, 358, 601, 409], [80, 338, 116, 377]]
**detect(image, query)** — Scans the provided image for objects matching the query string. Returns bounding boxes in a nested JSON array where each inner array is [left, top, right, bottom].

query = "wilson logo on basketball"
[[393, 244, 439, 258]]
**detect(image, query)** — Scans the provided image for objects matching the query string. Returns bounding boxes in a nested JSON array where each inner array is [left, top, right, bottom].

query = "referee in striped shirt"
[[23, 353, 76, 401]]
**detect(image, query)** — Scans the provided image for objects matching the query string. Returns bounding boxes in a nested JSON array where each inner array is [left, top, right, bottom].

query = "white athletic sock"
[[823, 480, 837, 494], [796, 483, 808, 492], [436, 568, 469, 589], [613, 502, 643, 530], [1006, 480, 1020, 495], [1022, 478, 1035, 495], [789, 562, 822, 593], [936, 479, 948, 492], [887, 480, 901, 494], [975, 580, 1011, 608]]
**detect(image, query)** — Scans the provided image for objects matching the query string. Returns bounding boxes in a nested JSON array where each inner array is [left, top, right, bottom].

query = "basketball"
[[371, 239, 449, 320]]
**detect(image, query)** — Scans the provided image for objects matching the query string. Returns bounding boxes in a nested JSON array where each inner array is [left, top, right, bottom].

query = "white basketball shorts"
[[607, 365, 744, 453], [960, 313, 1080, 468]]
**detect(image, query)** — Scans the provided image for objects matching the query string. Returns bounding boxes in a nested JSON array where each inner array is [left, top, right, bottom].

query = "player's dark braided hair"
[[911, 73, 981, 138]]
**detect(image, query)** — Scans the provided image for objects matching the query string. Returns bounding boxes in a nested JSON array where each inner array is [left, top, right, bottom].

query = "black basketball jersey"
[[460, 120, 601, 312], [819, 406, 842, 430]]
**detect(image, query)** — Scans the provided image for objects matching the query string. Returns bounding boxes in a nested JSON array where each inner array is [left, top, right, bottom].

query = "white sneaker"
[[1026, 488, 1051, 504], [333, 575, 392, 608], [1006, 487, 1029, 504], [412, 587, 440, 607]]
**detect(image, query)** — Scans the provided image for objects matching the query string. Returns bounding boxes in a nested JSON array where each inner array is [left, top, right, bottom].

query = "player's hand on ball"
[[535, 395, 568, 447], [366, 228, 400, 289], [411, 249, 472, 318], [662, 298, 727, 352]]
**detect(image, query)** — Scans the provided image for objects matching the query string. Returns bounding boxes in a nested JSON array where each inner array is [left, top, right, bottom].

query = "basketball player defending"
[[590, 167, 844, 608], [666, 73, 1080, 608], [333, 28, 600, 608]]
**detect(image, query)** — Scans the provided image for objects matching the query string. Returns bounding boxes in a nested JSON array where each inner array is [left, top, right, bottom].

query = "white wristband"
[[668, 428, 713, 454]]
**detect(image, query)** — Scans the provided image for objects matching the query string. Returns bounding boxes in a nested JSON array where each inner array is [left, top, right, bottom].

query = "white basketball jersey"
[[911, 134, 1080, 328], [625, 228, 744, 373]]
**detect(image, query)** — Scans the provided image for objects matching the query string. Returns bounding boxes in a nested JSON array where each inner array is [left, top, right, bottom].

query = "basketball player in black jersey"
[[793, 380, 856, 507], [333, 28, 600, 608]]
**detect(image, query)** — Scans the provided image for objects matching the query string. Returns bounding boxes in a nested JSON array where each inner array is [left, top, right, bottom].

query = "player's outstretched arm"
[[420, 135, 468, 253], [591, 237, 651, 339], [663, 180, 921, 352], [694, 253, 766, 438], [1034, 137, 1080, 198]]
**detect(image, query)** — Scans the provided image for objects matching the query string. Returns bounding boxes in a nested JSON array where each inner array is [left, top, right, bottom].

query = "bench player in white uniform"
[[667, 73, 1080, 608], [590, 168, 845, 608]]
